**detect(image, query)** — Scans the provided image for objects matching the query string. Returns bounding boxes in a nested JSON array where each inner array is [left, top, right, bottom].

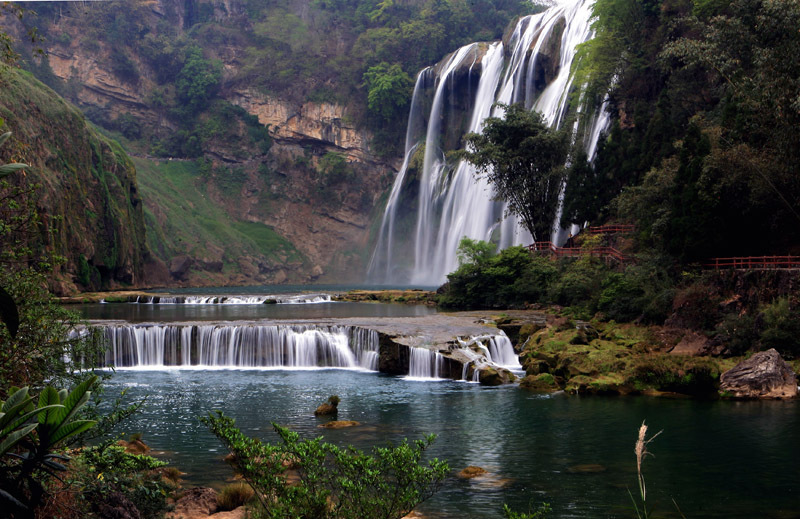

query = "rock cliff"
[[0, 68, 157, 294]]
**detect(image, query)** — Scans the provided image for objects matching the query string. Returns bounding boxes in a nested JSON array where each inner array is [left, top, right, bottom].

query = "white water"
[[102, 324, 377, 370], [129, 294, 332, 305], [405, 347, 448, 380], [368, 0, 610, 285]]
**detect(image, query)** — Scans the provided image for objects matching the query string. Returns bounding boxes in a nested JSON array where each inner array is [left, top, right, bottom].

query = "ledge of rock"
[[720, 348, 798, 399]]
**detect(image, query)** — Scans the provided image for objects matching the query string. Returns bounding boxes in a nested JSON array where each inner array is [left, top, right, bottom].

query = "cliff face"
[[0, 68, 155, 294], [5, 0, 398, 287]]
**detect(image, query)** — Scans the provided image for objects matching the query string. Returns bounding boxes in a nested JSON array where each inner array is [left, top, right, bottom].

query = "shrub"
[[217, 482, 255, 511], [759, 298, 800, 359], [200, 411, 449, 519]]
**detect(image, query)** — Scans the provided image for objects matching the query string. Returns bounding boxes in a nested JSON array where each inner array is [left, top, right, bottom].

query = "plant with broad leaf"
[[0, 375, 97, 517]]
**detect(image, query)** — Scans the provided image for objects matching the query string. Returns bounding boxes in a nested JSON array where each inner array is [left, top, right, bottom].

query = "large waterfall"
[[101, 323, 378, 370], [368, 0, 609, 285]]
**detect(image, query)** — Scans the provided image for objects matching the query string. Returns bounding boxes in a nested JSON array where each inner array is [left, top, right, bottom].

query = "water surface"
[[103, 369, 799, 519]]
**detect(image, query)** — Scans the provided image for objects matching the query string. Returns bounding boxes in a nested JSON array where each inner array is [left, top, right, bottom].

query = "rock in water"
[[720, 349, 798, 399]]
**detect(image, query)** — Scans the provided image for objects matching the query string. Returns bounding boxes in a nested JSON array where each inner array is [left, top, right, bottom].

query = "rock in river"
[[720, 348, 797, 399]]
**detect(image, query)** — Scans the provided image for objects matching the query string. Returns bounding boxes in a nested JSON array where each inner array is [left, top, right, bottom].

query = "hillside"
[[0, 67, 156, 294], [0, 0, 533, 287]]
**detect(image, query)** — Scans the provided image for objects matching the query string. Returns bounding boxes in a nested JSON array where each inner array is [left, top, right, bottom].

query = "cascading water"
[[368, 0, 610, 285], [406, 347, 447, 380], [456, 334, 522, 381], [102, 323, 378, 370], [128, 294, 332, 304]]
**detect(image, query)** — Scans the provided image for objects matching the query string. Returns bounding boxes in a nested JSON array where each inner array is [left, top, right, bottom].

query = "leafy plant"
[[0, 376, 98, 517], [201, 411, 449, 519]]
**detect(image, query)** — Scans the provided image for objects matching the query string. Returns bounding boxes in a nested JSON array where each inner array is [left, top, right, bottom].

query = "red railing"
[[704, 256, 800, 270], [529, 242, 628, 263], [587, 225, 635, 234]]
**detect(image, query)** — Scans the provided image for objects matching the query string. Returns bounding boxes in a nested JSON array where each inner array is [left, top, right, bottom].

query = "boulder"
[[720, 349, 798, 399], [478, 366, 516, 386], [168, 487, 218, 519]]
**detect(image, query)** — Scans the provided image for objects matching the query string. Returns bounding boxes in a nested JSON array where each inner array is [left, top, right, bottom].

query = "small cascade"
[[368, 0, 609, 285], [406, 347, 447, 380], [487, 335, 523, 369], [101, 323, 377, 370], [127, 294, 332, 305], [455, 333, 521, 382]]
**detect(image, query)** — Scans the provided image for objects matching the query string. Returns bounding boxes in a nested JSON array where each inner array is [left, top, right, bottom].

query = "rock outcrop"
[[720, 349, 798, 399]]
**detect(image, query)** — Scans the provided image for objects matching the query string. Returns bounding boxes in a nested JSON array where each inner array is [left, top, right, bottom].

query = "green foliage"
[[502, 502, 552, 519], [456, 236, 496, 266], [759, 298, 800, 359], [439, 242, 558, 309], [77, 444, 172, 519], [175, 45, 222, 114], [201, 411, 449, 519], [0, 377, 98, 516], [363, 62, 414, 122], [463, 103, 569, 242]]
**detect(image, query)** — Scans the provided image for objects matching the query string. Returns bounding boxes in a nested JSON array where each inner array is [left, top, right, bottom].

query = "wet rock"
[[457, 466, 488, 479], [478, 366, 516, 386], [318, 420, 360, 429], [117, 438, 150, 455], [720, 349, 798, 399], [314, 395, 340, 416]]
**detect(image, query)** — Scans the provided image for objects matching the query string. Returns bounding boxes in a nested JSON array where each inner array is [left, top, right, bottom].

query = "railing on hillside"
[[704, 256, 800, 270], [586, 225, 635, 234], [529, 242, 628, 263]]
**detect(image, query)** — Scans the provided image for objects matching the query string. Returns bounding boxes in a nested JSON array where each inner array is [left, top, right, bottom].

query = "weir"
[[368, 0, 610, 285], [126, 294, 332, 304], [97, 322, 518, 382], [102, 323, 378, 370]]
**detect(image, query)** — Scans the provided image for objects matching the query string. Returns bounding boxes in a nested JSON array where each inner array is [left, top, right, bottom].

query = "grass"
[[133, 157, 306, 274]]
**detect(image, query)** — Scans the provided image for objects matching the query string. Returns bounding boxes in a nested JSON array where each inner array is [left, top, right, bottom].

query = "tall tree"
[[462, 103, 569, 242]]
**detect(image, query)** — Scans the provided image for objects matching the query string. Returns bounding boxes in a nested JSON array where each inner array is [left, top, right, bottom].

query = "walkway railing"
[[704, 256, 800, 270], [528, 242, 628, 263], [587, 225, 635, 234]]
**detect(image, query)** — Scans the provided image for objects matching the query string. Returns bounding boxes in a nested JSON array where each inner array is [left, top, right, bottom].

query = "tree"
[[175, 46, 222, 114], [462, 103, 569, 242], [363, 62, 413, 123]]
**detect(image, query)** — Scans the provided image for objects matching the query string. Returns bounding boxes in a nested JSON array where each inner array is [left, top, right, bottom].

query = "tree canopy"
[[463, 103, 569, 243]]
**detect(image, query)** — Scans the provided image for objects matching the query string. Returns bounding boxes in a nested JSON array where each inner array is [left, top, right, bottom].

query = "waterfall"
[[368, 0, 609, 285], [101, 323, 378, 370], [459, 334, 521, 367], [129, 294, 332, 304], [406, 347, 447, 380]]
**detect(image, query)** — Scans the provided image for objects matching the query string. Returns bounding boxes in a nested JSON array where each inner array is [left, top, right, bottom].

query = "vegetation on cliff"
[[566, 0, 800, 259], [0, 67, 151, 293]]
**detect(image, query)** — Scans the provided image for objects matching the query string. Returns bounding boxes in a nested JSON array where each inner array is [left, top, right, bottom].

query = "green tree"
[[175, 46, 222, 113], [462, 103, 569, 242], [201, 412, 449, 519], [363, 62, 413, 122]]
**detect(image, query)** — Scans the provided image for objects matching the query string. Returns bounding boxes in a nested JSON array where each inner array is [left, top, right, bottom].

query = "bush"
[[217, 482, 255, 511], [201, 412, 449, 519], [759, 298, 800, 359]]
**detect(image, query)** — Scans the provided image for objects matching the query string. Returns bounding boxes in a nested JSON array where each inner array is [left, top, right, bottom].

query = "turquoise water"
[[103, 369, 799, 519]]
